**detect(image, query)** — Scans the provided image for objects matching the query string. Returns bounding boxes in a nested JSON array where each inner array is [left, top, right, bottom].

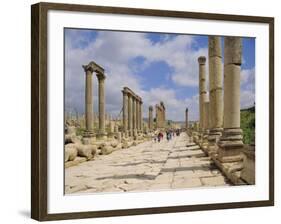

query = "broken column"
[[218, 37, 244, 163], [208, 36, 224, 154]]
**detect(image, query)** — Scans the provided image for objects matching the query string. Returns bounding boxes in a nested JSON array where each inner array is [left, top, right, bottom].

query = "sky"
[[64, 28, 255, 122]]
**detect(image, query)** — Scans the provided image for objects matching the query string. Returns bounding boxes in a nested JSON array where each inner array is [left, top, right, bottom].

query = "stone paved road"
[[65, 133, 230, 194]]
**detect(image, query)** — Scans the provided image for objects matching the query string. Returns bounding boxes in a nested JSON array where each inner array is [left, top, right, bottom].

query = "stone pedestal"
[[218, 37, 244, 163]]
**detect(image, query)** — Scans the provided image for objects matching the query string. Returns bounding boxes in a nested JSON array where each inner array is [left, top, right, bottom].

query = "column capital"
[[198, 56, 206, 65], [83, 61, 105, 74], [186, 108, 188, 112], [149, 105, 153, 111], [96, 71, 106, 81], [82, 64, 94, 73]]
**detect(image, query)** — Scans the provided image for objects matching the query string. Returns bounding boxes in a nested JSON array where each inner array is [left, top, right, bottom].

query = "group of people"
[[153, 129, 181, 143]]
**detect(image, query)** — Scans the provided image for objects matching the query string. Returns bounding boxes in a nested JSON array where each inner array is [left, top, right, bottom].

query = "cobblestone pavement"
[[65, 133, 230, 194]]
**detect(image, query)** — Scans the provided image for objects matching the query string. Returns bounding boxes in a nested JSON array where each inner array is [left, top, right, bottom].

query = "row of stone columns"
[[197, 36, 243, 162], [82, 61, 106, 139], [122, 87, 143, 137]]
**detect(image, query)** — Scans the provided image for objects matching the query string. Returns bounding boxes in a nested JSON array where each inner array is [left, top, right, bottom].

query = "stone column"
[[198, 56, 207, 133], [185, 108, 188, 132], [203, 101, 210, 132], [122, 88, 128, 136], [149, 106, 153, 130], [82, 64, 94, 137], [218, 37, 244, 163], [155, 104, 159, 128], [208, 36, 224, 154], [128, 93, 133, 136], [132, 96, 137, 136], [136, 98, 140, 131], [140, 100, 143, 131], [97, 72, 106, 138]]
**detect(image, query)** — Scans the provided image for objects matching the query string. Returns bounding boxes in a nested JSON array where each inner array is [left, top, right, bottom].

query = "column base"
[[83, 130, 95, 138], [207, 127, 223, 155], [96, 131, 107, 140], [217, 128, 244, 163]]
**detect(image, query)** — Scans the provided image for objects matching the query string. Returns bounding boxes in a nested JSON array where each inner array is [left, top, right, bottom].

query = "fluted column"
[[82, 64, 94, 137], [218, 37, 244, 162], [97, 72, 106, 137], [149, 106, 153, 130], [208, 36, 223, 153], [122, 88, 128, 136], [198, 56, 207, 133]]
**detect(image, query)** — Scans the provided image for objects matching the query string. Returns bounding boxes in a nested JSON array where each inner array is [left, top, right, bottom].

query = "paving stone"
[[65, 133, 230, 193]]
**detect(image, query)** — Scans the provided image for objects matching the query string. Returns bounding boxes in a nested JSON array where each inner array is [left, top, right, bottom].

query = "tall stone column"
[[149, 106, 153, 130], [82, 64, 94, 137], [155, 104, 159, 128], [198, 56, 207, 133], [185, 108, 188, 132], [132, 96, 137, 135], [140, 100, 143, 131], [208, 36, 223, 154], [128, 94, 133, 136], [122, 88, 128, 136], [218, 37, 244, 162], [136, 98, 140, 131], [97, 72, 106, 138]]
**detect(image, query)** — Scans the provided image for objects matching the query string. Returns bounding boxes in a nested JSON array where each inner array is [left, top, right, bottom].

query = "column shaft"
[[209, 37, 223, 130], [122, 90, 128, 133], [218, 37, 243, 162], [83, 67, 94, 137], [97, 76, 106, 135], [185, 108, 188, 131], [128, 95, 132, 134], [198, 56, 207, 132]]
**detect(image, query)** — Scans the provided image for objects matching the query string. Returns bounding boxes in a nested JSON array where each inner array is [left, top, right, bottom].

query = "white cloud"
[[240, 68, 255, 108], [65, 30, 207, 121]]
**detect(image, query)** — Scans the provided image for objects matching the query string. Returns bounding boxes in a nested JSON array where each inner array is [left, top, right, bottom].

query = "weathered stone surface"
[[65, 144, 78, 161], [65, 133, 230, 194], [101, 145, 114, 155], [76, 144, 95, 160]]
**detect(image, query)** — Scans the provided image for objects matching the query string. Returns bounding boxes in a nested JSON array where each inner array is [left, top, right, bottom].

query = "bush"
[[240, 108, 255, 144]]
